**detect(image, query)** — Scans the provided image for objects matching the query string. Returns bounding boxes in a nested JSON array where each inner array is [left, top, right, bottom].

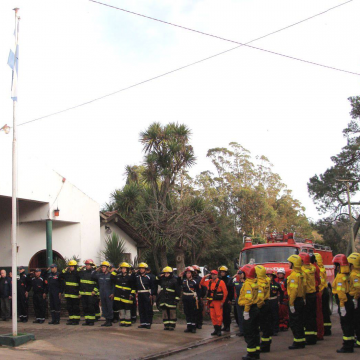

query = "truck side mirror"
[[234, 258, 239, 270]]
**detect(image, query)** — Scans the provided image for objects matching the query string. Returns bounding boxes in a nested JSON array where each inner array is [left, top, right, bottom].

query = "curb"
[[134, 330, 237, 360]]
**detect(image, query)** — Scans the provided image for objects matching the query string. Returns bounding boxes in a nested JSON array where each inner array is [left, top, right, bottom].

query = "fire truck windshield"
[[240, 246, 299, 266]]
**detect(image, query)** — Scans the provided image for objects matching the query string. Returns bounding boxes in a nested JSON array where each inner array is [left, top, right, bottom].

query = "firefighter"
[[17, 266, 30, 323], [347, 252, 360, 348], [200, 270, 228, 337], [332, 254, 354, 353], [315, 253, 332, 336], [287, 254, 306, 350], [92, 261, 114, 327], [158, 266, 181, 330], [276, 268, 289, 331], [111, 262, 136, 327], [146, 266, 158, 325], [311, 254, 324, 340], [255, 265, 272, 353], [129, 265, 137, 323], [60, 260, 81, 325], [233, 269, 245, 336], [135, 262, 154, 329], [46, 264, 64, 324], [299, 252, 318, 345], [266, 269, 283, 336], [30, 269, 47, 324], [91, 262, 101, 321], [192, 265, 205, 329], [179, 266, 200, 333], [238, 264, 260, 360], [218, 265, 234, 332], [79, 259, 98, 326]]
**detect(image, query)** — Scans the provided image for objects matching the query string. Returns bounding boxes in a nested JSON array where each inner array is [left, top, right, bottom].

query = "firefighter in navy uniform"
[[192, 265, 205, 329], [17, 266, 30, 323], [146, 266, 158, 325], [111, 262, 136, 327], [30, 269, 47, 324], [129, 266, 137, 323], [179, 266, 201, 333], [79, 259, 98, 326], [332, 254, 354, 353], [266, 269, 283, 336], [158, 266, 181, 330], [134, 263, 154, 329], [59, 260, 81, 325], [218, 265, 234, 332], [46, 264, 64, 324]]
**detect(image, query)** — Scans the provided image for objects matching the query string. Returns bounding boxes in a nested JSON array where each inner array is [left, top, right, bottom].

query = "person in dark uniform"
[[30, 269, 47, 324], [233, 270, 245, 336], [266, 269, 283, 336], [146, 266, 158, 325], [129, 266, 137, 323], [193, 265, 205, 329], [179, 266, 200, 333], [219, 265, 234, 332], [79, 259, 98, 326], [134, 263, 154, 329], [59, 260, 81, 325], [46, 264, 64, 324], [17, 266, 30, 323]]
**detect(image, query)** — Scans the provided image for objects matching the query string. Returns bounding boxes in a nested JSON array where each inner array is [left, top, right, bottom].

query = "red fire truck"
[[238, 233, 335, 308]]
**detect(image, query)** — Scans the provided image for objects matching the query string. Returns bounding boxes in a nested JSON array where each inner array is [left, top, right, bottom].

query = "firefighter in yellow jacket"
[[347, 252, 360, 348], [332, 254, 354, 353], [287, 254, 306, 350], [255, 265, 272, 353], [239, 264, 260, 360], [315, 253, 332, 336]]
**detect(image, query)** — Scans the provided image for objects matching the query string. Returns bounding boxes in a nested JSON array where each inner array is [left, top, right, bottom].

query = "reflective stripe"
[[138, 290, 150, 293], [323, 323, 332, 326], [95, 313, 101, 317], [256, 347, 260, 351], [69, 315, 81, 319], [80, 280, 96, 284], [111, 271, 117, 276], [305, 331, 317, 335], [343, 336, 355, 340], [247, 348, 257, 352], [66, 282, 79, 286], [115, 285, 132, 291], [114, 297, 133, 304], [261, 337, 271, 342], [65, 294, 79, 298], [85, 315, 96, 320], [183, 292, 195, 296], [294, 338, 306, 342], [268, 296, 277, 300], [79, 292, 93, 296], [166, 288, 175, 292], [131, 290, 136, 294], [357, 340, 360, 346], [175, 297, 180, 300], [159, 303, 177, 308]]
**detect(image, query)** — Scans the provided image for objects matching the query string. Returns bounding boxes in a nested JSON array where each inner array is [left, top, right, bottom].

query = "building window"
[[28, 250, 64, 270]]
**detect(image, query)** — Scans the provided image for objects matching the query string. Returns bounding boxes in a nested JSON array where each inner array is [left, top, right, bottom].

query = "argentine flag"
[[7, 20, 19, 101]]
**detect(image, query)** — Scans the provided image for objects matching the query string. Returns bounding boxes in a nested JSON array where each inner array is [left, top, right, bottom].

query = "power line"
[[89, 0, 359, 76], [18, 0, 358, 127]]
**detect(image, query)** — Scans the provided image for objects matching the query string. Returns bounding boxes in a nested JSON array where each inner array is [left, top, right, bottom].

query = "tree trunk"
[[174, 245, 186, 274], [152, 246, 161, 274], [159, 245, 168, 269]]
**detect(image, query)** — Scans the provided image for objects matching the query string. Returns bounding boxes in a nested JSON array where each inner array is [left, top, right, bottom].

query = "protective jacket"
[[92, 271, 114, 296], [18, 272, 30, 294], [157, 274, 181, 308], [60, 268, 80, 298], [200, 277, 228, 303], [238, 278, 258, 312], [318, 265, 327, 292], [302, 264, 316, 294], [332, 268, 350, 307], [30, 276, 46, 294], [287, 268, 306, 306], [221, 275, 234, 302], [134, 273, 155, 295], [180, 277, 201, 300], [79, 268, 98, 296], [349, 268, 360, 300], [46, 271, 64, 294], [111, 271, 136, 304], [257, 277, 270, 308]]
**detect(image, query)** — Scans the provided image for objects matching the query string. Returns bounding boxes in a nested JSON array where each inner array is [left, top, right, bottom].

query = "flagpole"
[[11, 7, 20, 337]]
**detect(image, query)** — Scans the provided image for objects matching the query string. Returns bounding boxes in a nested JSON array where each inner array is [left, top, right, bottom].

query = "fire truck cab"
[[239, 233, 335, 288]]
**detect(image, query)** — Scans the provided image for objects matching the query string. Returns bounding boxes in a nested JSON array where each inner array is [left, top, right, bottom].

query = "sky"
[[0, 0, 359, 222]]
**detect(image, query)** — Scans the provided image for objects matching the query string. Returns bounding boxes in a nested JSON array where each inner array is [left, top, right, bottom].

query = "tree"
[[308, 96, 360, 253], [101, 233, 127, 267]]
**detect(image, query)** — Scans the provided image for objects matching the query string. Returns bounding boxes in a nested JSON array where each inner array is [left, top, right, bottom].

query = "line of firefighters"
[[13, 251, 360, 358]]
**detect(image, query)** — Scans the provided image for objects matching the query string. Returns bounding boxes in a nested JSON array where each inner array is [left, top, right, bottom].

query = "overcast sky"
[[1, 0, 359, 221]]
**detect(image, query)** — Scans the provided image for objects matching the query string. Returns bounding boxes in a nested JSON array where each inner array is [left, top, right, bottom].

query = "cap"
[[210, 270, 218, 275], [18, 266, 25, 270], [50, 264, 57, 268], [35, 268, 41, 272]]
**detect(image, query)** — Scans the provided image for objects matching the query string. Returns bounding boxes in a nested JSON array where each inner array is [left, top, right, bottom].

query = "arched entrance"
[[29, 250, 64, 270]]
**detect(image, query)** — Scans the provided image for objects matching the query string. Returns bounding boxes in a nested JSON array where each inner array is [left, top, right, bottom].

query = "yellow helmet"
[[314, 253, 323, 266], [218, 265, 228, 272], [288, 254, 302, 268], [255, 265, 266, 278], [119, 262, 131, 268], [162, 266, 173, 273], [101, 261, 110, 267], [68, 260, 77, 266], [138, 262, 148, 269], [348, 253, 360, 268]]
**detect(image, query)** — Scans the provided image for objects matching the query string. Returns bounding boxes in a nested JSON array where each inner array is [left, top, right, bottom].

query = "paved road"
[[169, 315, 359, 360]]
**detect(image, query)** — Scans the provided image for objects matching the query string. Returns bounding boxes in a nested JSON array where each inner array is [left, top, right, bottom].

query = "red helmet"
[[210, 270, 218, 275], [85, 259, 95, 265], [332, 254, 349, 266], [192, 265, 200, 271], [299, 252, 310, 265], [185, 266, 194, 272], [241, 264, 256, 279], [266, 268, 276, 276]]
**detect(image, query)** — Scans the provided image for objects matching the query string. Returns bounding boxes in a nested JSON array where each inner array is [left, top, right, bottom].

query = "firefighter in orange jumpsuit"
[[200, 270, 228, 337]]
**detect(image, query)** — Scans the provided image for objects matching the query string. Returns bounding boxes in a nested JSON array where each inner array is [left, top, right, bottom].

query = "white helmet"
[[277, 268, 286, 275]]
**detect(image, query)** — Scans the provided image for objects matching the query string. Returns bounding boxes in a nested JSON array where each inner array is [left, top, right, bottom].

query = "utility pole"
[[337, 179, 356, 255]]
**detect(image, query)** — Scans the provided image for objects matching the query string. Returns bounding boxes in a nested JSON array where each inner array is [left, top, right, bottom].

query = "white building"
[[0, 155, 146, 271]]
